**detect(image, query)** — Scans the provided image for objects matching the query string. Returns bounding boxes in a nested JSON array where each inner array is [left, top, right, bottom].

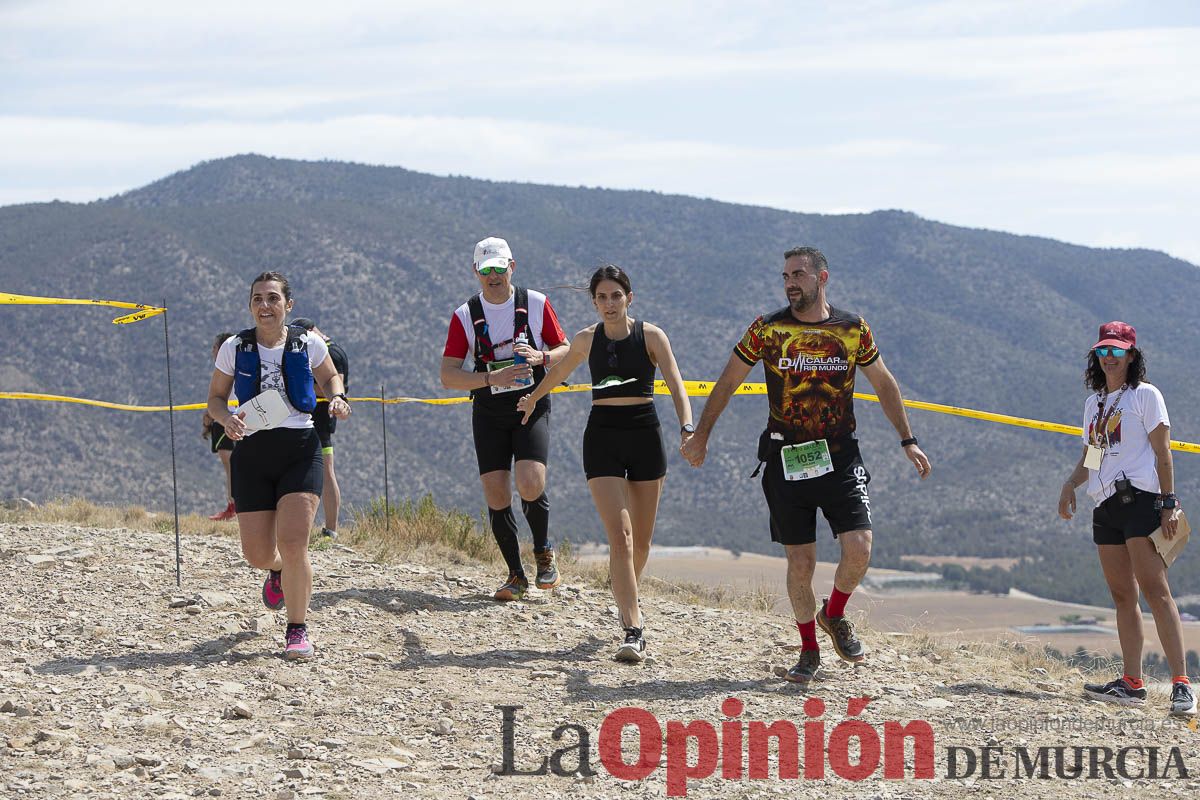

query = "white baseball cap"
[[473, 236, 513, 272]]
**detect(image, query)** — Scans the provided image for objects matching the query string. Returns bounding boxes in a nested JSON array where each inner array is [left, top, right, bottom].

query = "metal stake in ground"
[[381, 382, 390, 531], [162, 298, 181, 587]]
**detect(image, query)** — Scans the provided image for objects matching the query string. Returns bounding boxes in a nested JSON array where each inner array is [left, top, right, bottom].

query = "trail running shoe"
[[284, 626, 315, 660], [209, 502, 236, 521], [534, 549, 561, 590], [262, 570, 285, 611], [1171, 681, 1197, 716], [817, 599, 865, 663], [493, 574, 529, 602], [615, 627, 646, 663], [320, 527, 337, 539], [785, 649, 821, 683], [1083, 677, 1147, 706]]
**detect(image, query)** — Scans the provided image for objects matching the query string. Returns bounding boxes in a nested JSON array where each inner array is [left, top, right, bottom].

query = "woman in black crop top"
[[518, 265, 693, 663]]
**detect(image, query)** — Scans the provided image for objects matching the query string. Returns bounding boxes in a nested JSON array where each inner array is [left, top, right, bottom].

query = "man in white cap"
[[441, 236, 571, 600]]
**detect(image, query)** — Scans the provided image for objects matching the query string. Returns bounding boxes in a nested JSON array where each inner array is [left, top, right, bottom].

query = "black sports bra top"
[[589, 319, 656, 400]]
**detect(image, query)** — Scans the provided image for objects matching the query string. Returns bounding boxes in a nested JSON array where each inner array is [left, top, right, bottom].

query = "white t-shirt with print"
[[1081, 382, 1170, 503], [215, 332, 329, 432]]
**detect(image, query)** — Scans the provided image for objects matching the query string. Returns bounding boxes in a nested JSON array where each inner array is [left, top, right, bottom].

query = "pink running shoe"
[[284, 626, 314, 660], [261, 570, 285, 610]]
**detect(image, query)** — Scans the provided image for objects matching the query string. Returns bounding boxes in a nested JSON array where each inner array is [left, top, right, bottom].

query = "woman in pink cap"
[[1057, 321, 1193, 716]]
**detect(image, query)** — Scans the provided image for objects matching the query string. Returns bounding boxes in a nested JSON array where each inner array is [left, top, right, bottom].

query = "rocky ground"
[[3, 520, 1200, 799]]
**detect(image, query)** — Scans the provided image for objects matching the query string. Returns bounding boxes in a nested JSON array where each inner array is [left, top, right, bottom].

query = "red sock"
[[826, 588, 852, 618], [1122, 674, 1144, 689], [797, 619, 819, 652], [1174, 675, 1191, 685]]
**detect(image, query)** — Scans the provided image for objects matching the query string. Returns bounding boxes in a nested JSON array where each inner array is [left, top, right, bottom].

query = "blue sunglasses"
[[1095, 347, 1127, 358]]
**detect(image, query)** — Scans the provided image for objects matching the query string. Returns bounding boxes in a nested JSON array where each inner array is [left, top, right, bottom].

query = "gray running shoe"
[[534, 548, 560, 590], [817, 599, 865, 663], [785, 649, 820, 683], [615, 627, 646, 663], [1170, 681, 1197, 716], [1083, 677, 1146, 706]]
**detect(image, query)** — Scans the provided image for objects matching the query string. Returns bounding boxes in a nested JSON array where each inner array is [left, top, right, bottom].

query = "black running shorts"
[[230, 427, 324, 513], [1093, 488, 1160, 546], [761, 439, 872, 546], [209, 422, 235, 454], [312, 402, 337, 450], [583, 403, 667, 481], [471, 398, 551, 475]]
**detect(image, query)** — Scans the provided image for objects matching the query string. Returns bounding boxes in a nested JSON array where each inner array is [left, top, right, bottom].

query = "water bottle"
[[513, 331, 532, 387]]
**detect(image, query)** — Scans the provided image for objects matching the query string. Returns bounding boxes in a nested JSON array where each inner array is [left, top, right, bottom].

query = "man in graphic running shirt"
[[441, 237, 571, 601], [682, 246, 931, 683]]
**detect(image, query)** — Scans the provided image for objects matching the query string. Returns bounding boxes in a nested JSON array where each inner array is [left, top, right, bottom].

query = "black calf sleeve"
[[521, 493, 552, 553], [488, 506, 524, 577]]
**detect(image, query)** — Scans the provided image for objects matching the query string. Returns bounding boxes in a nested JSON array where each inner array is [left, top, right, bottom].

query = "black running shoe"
[[785, 649, 820, 683], [817, 599, 865, 663], [1171, 681, 1197, 717], [615, 627, 646, 663], [1083, 677, 1147, 706]]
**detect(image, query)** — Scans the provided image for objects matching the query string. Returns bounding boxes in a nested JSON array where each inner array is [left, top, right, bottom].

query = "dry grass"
[[883, 619, 1116, 683], [0, 497, 237, 538]]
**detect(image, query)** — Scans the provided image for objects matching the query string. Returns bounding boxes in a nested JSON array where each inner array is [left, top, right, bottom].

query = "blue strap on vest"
[[233, 325, 317, 413]]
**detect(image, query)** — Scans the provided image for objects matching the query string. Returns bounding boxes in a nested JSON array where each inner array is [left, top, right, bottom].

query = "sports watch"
[[681, 423, 696, 435], [1156, 493, 1179, 510]]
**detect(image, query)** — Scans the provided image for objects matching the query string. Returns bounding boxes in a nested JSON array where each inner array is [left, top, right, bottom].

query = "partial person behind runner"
[[518, 265, 693, 663], [206, 272, 351, 660], [440, 237, 571, 601], [1058, 321, 1194, 716], [291, 317, 349, 539], [681, 246, 931, 684], [202, 330, 237, 521]]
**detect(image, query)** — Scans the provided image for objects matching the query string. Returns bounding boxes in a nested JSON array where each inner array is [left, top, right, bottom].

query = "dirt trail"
[[3, 522, 1199, 798]]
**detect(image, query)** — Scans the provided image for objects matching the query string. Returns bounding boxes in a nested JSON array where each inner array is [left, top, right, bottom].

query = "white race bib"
[[240, 389, 290, 431], [781, 439, 834, 481], [487, 359, 527, 394]]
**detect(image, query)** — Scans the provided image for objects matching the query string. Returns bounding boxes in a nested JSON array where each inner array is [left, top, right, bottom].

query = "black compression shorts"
[[230, 427, 324, 513], [583, 403, 667, 481], [209, 422, 235, 454], [312, 402, 337, 450], [1093, 488, 1160, 546], [761, 438, 872, 546], [471, 399, 550, 475]]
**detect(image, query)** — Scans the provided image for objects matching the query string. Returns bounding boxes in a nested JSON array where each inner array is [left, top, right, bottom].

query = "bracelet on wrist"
[[484, 372, 491, 387], [900, 437, 918, 448]]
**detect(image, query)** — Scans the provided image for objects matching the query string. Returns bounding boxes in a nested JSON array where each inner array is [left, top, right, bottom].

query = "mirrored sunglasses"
[[1095, 346, 1127, 358], [478, 265, 509, 275]]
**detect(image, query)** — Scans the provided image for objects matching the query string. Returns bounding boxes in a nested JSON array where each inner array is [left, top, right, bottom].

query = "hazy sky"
[[2, 0, 1197, 263]]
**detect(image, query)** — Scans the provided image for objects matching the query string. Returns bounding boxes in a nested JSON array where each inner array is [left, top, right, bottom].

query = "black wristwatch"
[[1156, 493, 1179, 510], [681, 423, 696, 435], [332, 393, 348, 403], [900, 437, 919, 448]]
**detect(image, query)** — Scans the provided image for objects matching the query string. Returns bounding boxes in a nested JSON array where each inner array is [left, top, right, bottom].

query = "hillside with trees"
[[2, 154, 1197, 601]]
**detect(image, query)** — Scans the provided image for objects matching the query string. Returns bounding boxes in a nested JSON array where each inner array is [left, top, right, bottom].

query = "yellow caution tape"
[[2, 383, 1198, 454], [1, 292, 166, 324]]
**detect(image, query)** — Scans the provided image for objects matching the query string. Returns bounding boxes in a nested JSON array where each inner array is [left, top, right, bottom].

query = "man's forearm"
[[876, 379, 913, 440], [696, 380, 737, 437]]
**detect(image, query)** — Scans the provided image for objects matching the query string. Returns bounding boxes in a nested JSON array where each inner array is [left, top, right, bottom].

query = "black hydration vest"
[[467, 286, 546, 408]]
